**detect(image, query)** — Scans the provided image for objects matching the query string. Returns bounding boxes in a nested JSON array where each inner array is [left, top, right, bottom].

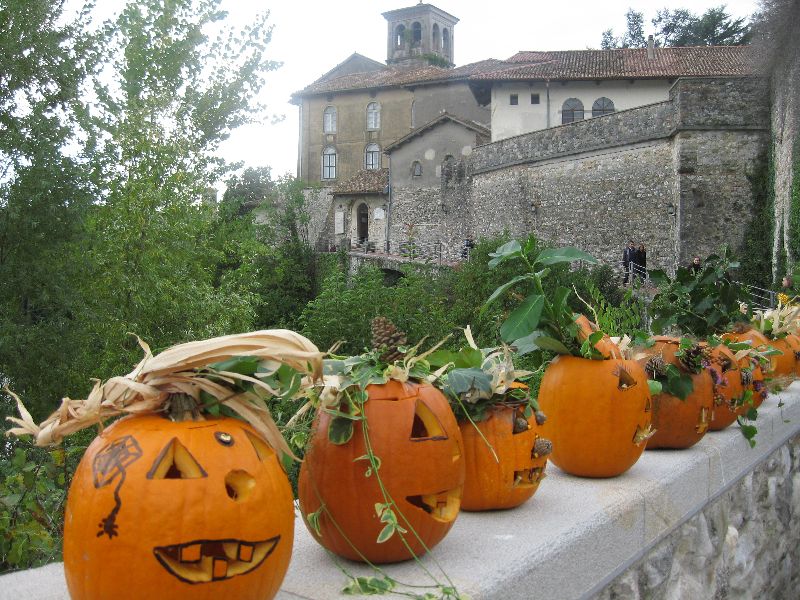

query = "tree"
[[0, 0, 97, 417], [602, 5, 753, 48]]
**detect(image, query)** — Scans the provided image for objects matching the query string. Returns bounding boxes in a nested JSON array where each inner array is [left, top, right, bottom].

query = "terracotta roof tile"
[[292, 59, 503, 99], [333, 169, 389, 195], [471, 47, 754, 81]]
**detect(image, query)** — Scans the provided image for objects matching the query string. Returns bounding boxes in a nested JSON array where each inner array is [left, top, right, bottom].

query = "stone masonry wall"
[[470, 141, 679, 272], [594, 434, 800, 600]]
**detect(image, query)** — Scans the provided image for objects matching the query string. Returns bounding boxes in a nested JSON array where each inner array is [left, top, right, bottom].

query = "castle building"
[[293, 3, 763, 274]]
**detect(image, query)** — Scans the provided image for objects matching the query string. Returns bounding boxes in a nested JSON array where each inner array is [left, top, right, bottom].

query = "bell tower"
[[383, 3, 458, 68]]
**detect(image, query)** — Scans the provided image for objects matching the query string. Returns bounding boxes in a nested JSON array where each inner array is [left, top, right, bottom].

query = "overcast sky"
[[70, 0, 761, 180]]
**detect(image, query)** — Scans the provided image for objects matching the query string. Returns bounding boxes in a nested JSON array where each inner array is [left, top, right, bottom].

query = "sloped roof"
[[332, 169, 389, 196], [471, 46, 754, 81], [313, 52, 388, 85], [384, 112, 490, 153], [291, 59, 503, 100]]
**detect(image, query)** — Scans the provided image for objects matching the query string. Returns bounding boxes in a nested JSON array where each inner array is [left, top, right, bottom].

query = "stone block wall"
[[594, 434, 800, 600], [469, 141, 679, 272]]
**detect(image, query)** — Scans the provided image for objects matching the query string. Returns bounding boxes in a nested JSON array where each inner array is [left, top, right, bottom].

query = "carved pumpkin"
[[574, 314, 620, 359], [708, 344, 747, 431], [636, 337, 714, 449], [298, 379, 465, 563], [63, 415, 294, 600], [459, 403, 550, 511], [537, 356, 651, 478]]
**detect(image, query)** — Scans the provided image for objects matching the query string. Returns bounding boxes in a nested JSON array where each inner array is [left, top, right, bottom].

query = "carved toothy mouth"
[[153, 536, 279, 584], [512, 466, 546, 488]]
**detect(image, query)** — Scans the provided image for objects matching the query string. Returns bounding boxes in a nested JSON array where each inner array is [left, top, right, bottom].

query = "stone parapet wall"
[[594, 434, 800, 600]]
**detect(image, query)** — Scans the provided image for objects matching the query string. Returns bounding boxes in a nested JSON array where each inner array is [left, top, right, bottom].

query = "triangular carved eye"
[[410, 400, 447, 441], [148, 438, 207, 479], [244, 430, 274, 462]]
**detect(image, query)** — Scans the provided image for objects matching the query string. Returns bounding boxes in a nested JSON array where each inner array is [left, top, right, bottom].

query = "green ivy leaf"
[[485, 274, 533, 306], [342, 575, 396, 595], [328, 416, 355, 445], [446, 368, 493, 396], [208, 355, 260, 376], [648, 379, 663, 395]]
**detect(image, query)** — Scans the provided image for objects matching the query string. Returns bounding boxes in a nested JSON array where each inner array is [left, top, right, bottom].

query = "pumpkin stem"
[[168, 393, 204, 422]]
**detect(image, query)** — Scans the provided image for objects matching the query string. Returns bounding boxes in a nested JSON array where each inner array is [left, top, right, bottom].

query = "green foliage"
[[579, 281, 645, 337], [0, 419, 92, 572], [486, 238, 598, 361], [602, 5, 753, 48], [740, 157, 774, 287], [649, 248, 750, 337]]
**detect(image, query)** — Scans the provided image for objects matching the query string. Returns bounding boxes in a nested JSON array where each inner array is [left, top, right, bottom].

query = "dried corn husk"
[[6, 330, 323, 460]]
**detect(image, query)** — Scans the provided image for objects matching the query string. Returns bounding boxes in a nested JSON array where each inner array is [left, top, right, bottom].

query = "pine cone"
[[740, 369, 753, 387], [371, 317, 407, 363], [533, 437, 553, 458], [534, 411, 547, 426], [646, 355, 668, 378]]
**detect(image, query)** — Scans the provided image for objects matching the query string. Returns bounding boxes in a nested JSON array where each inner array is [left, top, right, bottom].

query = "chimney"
[[647, 35, 655, 59]]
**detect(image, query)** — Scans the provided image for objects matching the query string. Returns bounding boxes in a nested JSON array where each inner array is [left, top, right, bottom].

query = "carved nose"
[[225, 470, 255, 502]]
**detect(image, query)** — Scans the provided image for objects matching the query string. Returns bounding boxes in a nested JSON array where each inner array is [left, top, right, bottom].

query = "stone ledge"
[[2, 385, 799, 600]]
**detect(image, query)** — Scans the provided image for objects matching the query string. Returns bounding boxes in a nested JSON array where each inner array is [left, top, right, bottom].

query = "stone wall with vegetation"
[[594, 434, 800, 600]]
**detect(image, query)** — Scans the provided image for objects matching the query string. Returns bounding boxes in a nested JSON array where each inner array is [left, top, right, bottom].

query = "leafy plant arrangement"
[[649, 247, 750, 337], [427, 327, 542, 425], [297, 317, 466, 600], [485, 240, 610, 361], [642, 337, 712, 400], [749, 303, 800, 339]]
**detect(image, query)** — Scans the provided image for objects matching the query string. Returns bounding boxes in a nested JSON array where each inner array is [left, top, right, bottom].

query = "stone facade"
[[594, 434, 800, 600]]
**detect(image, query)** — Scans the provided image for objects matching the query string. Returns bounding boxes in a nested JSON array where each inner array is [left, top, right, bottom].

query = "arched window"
[[394, 24, 406, 48], [366, 102, 380, 130], [323, 106, 336, 133], [365, 144, 381, 170], [322, 146, 336, 180], [412, 22, 422, 47], [592, 97, 615, 117], [411, 161, 422, 177], [442, 28, 450, 55], [432, 24, 440, 51], [562, 98, 584, 124]]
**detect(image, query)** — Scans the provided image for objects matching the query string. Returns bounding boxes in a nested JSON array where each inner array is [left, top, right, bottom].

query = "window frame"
[[323, 106, 337, 134], [531, 93, 540, 105], [322, 146, 336, 180], [365, 143, 381, 170], [411, 161, 423, 177], [592, 97, 615, 117], [366, 101, 381, 130], [510, 93, 519, 106], [561, 98, 585, 124]]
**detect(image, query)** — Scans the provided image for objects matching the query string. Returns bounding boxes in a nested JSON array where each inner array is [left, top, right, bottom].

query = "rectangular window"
[[510, 94, 518, 106], [322, 153, 336, 180], [531, 93, 540, 104]]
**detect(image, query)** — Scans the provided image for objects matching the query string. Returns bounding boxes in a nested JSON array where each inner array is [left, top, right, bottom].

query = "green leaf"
[[534, 336, 571, 354], [663, 371, 694, 400], [453, 347, 484, 369], [535, 247, 596, 266], [500, 295, 544, 342], [328, 416, 355, 445], [376, 523, 396, 544], [425, 349, 457, 368], [209, 355, 260, 376], [485, 274, 533, 306], [487, 240, 522, 268], [342, 575, 396, 595], [446, 368, 493, 396], [305, 508, 323, 537], [510, 332, 542, 356], [648, 379, 663, 395]]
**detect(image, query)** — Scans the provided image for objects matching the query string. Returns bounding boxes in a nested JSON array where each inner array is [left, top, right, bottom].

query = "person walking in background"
[[633, 243, 647, 281], [622, 240, 636, 285], [689, 256, 702, 275]]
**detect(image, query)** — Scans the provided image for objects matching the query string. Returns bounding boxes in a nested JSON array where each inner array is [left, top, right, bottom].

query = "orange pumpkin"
[[459, 403, 550, 511], [298, 379, 465, 563], [537, 356, 651, 478], [64, 415, 294, 600], [747, 362, 768, 408], [767, 336, 796, 377], [708, 344, 747, 430], [636, 337, 714, 449], [574, 314, 620, 359]]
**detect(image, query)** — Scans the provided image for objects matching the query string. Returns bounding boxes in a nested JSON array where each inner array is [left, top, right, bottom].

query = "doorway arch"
[[357, 203, 369, 243]]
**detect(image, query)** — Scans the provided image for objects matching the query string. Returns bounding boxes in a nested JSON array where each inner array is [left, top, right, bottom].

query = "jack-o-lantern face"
[[64, 415, 294, 600], [298, 380, 465, 564], [460, 404, 550, 511]]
